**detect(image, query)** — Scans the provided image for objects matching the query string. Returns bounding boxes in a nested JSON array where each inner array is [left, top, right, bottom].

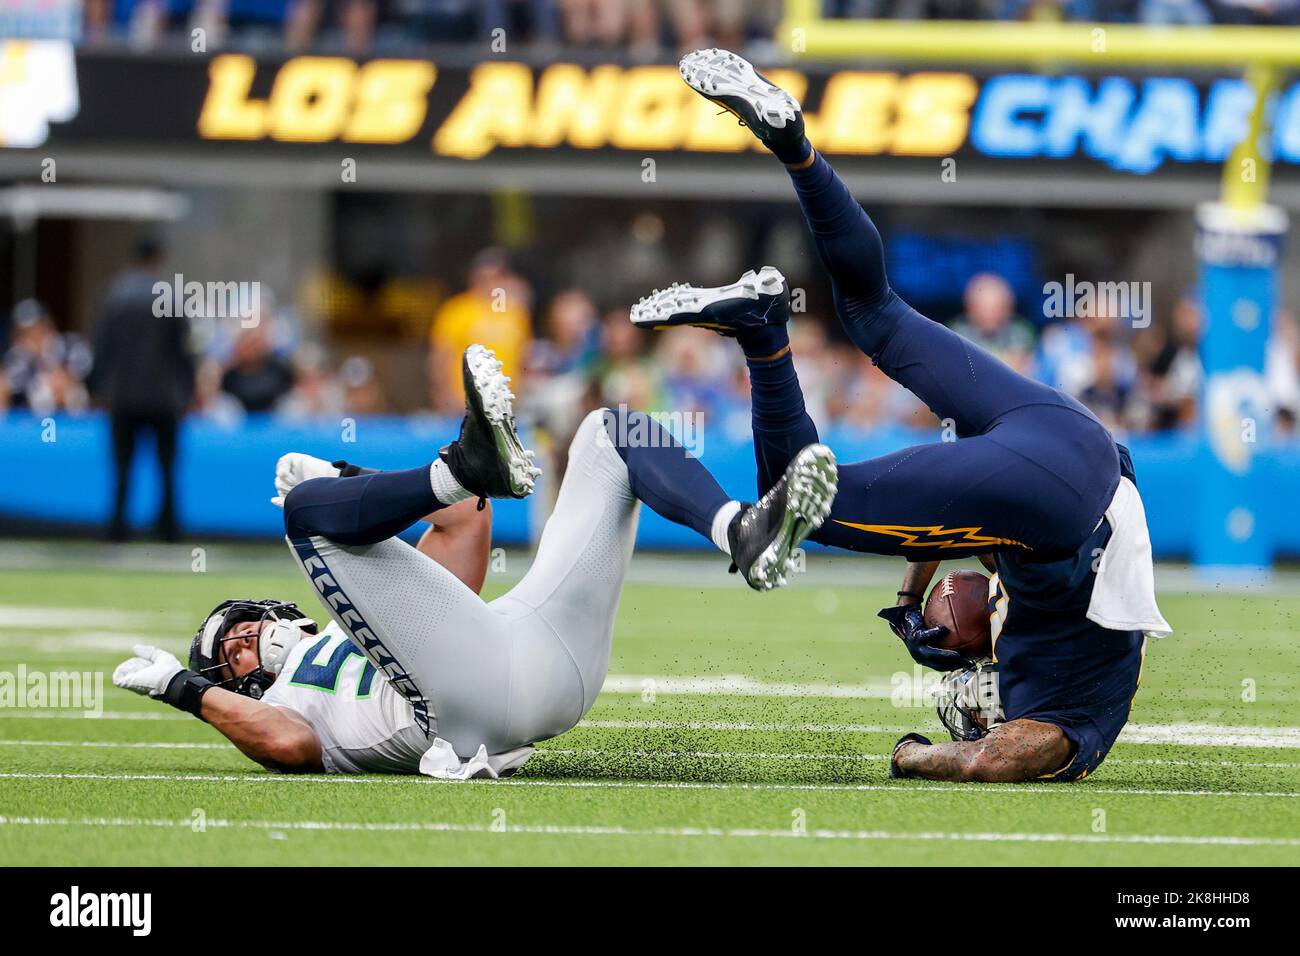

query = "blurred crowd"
[[80, 0, 1300, 55], [8, 243, 1299, 449], [82, 0, 786, 54], [441, 253, 1300, 444]]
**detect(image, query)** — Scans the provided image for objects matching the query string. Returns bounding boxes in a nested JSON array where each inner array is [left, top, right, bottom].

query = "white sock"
[[429, 458, 473, 505], [710, 500, 742, 556]]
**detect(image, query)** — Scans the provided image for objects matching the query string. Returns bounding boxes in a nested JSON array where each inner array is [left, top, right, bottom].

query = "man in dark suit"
[[91, 238, 195, 542]]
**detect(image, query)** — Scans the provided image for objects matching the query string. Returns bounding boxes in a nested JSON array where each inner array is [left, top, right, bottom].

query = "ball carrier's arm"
[[893, 719, 1071, 782], [896, 560, 941, 605]]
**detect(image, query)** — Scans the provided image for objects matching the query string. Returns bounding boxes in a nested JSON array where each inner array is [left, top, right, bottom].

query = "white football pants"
[[286, 409, 639, 758]]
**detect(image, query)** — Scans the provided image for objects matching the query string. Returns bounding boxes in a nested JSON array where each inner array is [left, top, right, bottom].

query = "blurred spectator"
[[1209, 0, 1300, 25], [949, 273, 1036, 374], [530, 289, 600, 377], [1145, 294, 1203, 431], [288, 0, 376, 53], [3, 300, 92, 416], [382, 0, 492, 45], [90, 237, 194, 542], [1079, 337, 1137, 433], [655, 325, 734, 415], [221, 324, 296, 412], [275, 342, 345, 421], [1035, 302, 1137, 400], [340, 354, 387, 414], [1266, 309, 1300, 427], [428, 247, 532, 414], [194, 357, 247, 427], [832, 346, 934, 430], [1140, 0, 1211, 24], [525, 289, 602, 442], [590, 307, 664, 411], [1278, 406, 1297, 440], [83, 0, 114, 42]]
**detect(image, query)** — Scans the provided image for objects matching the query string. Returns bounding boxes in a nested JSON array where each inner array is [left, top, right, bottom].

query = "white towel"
[[418, 738, 536, 781], [1087, 476, 1173, 638]]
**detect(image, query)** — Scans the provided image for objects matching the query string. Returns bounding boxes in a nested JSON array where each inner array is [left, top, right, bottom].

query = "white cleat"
[[679, 48, 803, 143], [630, 266, 789, 336], [448, 344, 541, 499]]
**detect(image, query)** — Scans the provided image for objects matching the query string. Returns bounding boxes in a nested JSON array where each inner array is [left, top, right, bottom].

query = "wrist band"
[[897, 590, 924, 601], [332, 459, 379, 478], [161, 670, 215, 719]]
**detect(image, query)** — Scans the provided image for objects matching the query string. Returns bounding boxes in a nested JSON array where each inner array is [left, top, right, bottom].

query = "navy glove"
[[877, 604, 969, 672]]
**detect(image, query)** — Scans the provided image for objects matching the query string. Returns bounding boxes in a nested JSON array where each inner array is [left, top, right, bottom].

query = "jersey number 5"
[[290, 634, 377, 698]]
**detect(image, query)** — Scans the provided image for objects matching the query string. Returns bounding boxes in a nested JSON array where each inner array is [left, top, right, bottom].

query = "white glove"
[[272, 453, 340, 507], [113, 645, 185, 698]]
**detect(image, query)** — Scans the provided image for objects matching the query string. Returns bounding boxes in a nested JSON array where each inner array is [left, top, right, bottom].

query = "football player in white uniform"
[[114, 344, 838, 777]]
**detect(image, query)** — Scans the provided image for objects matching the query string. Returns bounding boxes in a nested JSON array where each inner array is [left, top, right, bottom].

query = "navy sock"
[[284, 467, 443, 546], [736, 322, 790, 360], [769, 135, 812, 166], [602, 408, 731, 541], [746, 350, 820, 494]]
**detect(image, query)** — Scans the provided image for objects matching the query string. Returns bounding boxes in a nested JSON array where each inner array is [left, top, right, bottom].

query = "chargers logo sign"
[[194, 56, 1300, 174], [0, 40, 79, 148], [1205, 368, 1270, 475], [972, 74, 1300, 174]]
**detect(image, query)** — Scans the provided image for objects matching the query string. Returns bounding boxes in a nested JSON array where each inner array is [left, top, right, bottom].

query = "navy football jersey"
[[992, 519, 1145, 781]]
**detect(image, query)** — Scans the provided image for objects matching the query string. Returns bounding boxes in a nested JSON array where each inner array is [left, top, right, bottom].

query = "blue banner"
[[1194, 202, 1289, 571], [4, 412, 1300, 558]]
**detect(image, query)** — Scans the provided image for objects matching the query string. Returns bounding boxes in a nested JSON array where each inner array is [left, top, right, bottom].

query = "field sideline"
[[0, 543, 1297, 866]]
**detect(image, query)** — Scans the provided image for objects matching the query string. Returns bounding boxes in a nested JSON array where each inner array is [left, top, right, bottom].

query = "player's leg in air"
[[277, 344, 838, 759], [642, 50, 1122, 562], [629, 50, 1164, 783]]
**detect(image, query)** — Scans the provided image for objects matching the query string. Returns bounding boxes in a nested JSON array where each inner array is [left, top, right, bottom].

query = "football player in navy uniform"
[[631, 49, 1172, 783]]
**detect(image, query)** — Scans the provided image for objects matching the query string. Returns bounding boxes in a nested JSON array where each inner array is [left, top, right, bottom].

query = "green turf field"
[[1, 543, 1297, 865]]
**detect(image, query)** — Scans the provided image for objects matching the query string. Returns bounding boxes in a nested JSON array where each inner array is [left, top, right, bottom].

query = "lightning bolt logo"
[[832, 521, 1027, 551]]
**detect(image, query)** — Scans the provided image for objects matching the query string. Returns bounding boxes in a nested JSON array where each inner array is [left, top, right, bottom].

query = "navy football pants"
[[754, 154, 1120, 561]]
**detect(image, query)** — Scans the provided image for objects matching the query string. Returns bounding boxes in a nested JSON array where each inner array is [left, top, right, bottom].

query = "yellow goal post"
[[775, 1, 1300, 210]]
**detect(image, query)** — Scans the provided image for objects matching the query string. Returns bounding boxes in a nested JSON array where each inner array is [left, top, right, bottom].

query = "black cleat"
[[440, 345, 540, 500], [679, 48, 805, 154], [889, 733, 933, 779], [727, 443, 837, 592], [629, 267, 789, 337]]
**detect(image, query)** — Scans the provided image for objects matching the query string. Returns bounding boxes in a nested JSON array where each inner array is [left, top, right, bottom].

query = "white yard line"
[[0, 770, 1296, 799], [0, 633, 184, 652], [0, 739, 228, 750], [0, 710, 189, 721], [1121, 723, 1300, 748], [0, 606, 192, 631], [0, 812, 1294, 847]]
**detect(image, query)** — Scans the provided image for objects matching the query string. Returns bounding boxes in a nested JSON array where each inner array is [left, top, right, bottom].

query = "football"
[[923, 569, 993, 659]]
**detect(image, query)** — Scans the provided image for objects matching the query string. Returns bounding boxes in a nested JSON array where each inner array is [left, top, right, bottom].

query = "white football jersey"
[[260, 621, 428, 774]]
